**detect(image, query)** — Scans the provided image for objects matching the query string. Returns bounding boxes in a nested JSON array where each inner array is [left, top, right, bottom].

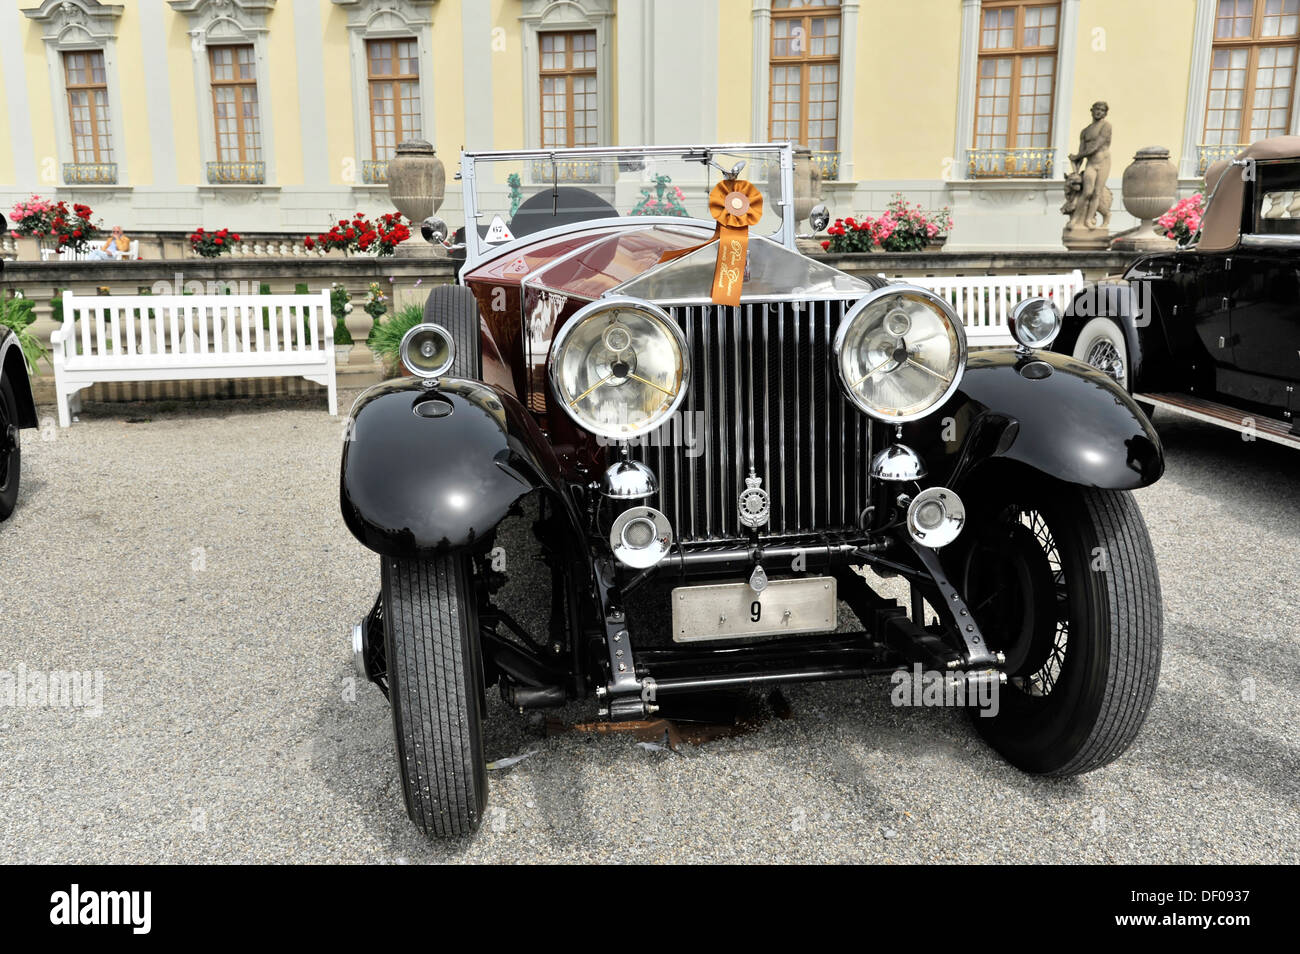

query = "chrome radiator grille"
[[632, 299, 872, 543]]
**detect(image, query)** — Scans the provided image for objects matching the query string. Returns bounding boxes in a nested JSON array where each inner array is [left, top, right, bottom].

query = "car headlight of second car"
[[549, 297, 689, 439], [833, 284, 967, 422]]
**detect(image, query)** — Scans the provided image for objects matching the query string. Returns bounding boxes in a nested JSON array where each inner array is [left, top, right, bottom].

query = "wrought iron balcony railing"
[[528, 157, 601, 183], [206, 160, 266, 185], [63, 162, 118, 185], [811, 150, 840, 181], [362, 159, 389, 185], [1197, 143, 1246, 175], [967, 147, 1055, 179]]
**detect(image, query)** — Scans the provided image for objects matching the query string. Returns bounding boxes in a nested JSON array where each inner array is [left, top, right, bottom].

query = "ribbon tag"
[[657, 178, 763, 307], [709, 179, 762, 307]]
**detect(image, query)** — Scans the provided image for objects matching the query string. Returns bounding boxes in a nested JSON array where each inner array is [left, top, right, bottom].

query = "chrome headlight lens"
[[548, 297, 689, 439], [400, 322, 456, 378], [833, 284, 966, 422], [1008, 296, 1062, 350]]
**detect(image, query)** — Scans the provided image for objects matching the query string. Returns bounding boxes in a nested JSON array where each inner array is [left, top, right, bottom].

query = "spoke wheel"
[[943, 473, 1163, 776]]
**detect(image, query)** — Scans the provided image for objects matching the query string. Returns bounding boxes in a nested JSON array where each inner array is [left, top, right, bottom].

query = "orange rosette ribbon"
[[707, 179, 763, 306], [658, 178, 764, 307]]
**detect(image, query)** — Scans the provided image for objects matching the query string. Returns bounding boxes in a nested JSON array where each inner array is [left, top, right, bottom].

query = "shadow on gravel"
[[41, 391, 342, 427], [1154, 414, 1300, 512]]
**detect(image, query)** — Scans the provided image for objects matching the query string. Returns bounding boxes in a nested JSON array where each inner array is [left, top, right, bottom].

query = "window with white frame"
[[331, 0, 435, 186], [168, 0, 276, 186], [769, 0, 841, 155], [1204, 0, 1299, 148], [22, 0, 126, 185], [367, 37, 423, 160], [970, 1, 1059, 176]]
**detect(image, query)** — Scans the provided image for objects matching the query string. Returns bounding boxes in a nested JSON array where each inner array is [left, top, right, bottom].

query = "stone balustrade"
[[0, 231, 415, 263], [2, 247, 1133, 406]]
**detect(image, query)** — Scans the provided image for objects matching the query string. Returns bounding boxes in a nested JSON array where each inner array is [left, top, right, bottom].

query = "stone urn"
[[386, 139, 446, 258], [1111, 146, 1178, 251]]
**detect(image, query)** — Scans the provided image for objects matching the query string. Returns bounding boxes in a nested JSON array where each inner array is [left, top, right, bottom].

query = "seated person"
[[88, 226, 131, 260]]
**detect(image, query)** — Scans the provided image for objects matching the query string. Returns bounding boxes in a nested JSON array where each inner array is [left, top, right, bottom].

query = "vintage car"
[[340, 143, 1166, 838], [1057, 136, 1300, 448], [0, 211, 40, 522]]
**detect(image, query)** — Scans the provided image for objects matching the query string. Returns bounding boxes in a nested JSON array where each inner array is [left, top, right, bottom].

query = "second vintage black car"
[[1058, 136, 1300, 448], [340, 143, 1166, 839]]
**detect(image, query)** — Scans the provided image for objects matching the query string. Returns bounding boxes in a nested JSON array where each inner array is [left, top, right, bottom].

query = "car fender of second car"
[[1057, 269, 1170, 390], [0, 326, 40, 431], [901, 349, 1165, 492], [340, 377, 581, 558]]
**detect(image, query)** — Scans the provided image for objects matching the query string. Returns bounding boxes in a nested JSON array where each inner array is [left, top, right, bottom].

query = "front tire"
[[0, 376, 21, 522], [382, 554, 488, 837], [946, 476, 1162, 776]]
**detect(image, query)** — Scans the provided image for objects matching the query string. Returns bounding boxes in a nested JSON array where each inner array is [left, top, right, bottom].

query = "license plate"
[[671, 577, 837, 642]]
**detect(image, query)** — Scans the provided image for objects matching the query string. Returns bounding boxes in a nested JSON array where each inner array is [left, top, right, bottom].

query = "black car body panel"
[[0, 329, 39, 431], [341, 378, 574, 557], [904, 349, 1164, 492]]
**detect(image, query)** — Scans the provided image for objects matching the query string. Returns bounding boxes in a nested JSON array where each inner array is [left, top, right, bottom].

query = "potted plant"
[[0, 293, 46, 375], [1156, 193, 1204, 245], [305, 212, 411, 257], [51, 202, 97, 254], [368, 302, 426, 377], [190, 227, 241, 258], [330, 282, 353, 360], [820, 195, 953, 254]]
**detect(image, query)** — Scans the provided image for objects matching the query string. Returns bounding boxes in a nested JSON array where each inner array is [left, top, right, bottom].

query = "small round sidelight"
[[400, 322, 456, 378], [610, 506, 673, 569], [1008, 297, 1063, 351], [906, 486, 966, 549]]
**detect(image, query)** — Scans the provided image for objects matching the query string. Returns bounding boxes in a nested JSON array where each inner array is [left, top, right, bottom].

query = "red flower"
[[304, 236, 316, 249], [821, 239, 830, 250], [218, 228, 228, 237], [73, 229, 82, 237], [231, 233, 241, 242], [214, 237, 223, 245]]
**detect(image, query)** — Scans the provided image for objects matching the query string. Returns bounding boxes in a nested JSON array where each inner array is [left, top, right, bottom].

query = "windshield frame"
[[457, 142, 797, 270]]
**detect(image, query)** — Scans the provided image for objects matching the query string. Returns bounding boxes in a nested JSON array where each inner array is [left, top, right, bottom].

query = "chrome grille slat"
[[635, 299, 867, 544]]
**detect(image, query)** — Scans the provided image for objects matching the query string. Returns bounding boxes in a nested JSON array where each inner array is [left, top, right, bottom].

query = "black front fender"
[[341, 378, 572, 557], [902, 350, 1164, 491]]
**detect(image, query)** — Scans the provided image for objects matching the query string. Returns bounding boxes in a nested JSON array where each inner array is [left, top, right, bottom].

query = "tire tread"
[[1045, 488, 1162, 776], [383, 554, 485, 837]]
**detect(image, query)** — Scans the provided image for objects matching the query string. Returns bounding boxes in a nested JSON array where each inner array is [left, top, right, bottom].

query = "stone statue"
[[1062, 102, 1113, 248]]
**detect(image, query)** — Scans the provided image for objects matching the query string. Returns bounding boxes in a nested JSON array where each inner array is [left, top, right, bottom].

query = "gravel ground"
[[1, 390, 1297, 864]]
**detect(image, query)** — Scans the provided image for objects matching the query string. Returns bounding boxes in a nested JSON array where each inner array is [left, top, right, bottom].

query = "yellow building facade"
[[0, 0, 1285, 248]]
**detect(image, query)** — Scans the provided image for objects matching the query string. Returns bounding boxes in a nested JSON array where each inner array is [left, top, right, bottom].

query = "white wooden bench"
[[51, 289, 337, 427], [883, 270, 1086, 345], [40, 240, 140, 262]]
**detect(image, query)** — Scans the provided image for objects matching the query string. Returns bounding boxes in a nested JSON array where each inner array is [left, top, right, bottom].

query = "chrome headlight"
[[833, 284, 966, 422], [548, 297, 689, 439], [400, 322, 456, 378], [1008, 296, 1062, 350]]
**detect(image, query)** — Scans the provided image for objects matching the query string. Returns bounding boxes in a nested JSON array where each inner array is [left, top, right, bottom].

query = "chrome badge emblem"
[[737, 470, 770, 529]]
